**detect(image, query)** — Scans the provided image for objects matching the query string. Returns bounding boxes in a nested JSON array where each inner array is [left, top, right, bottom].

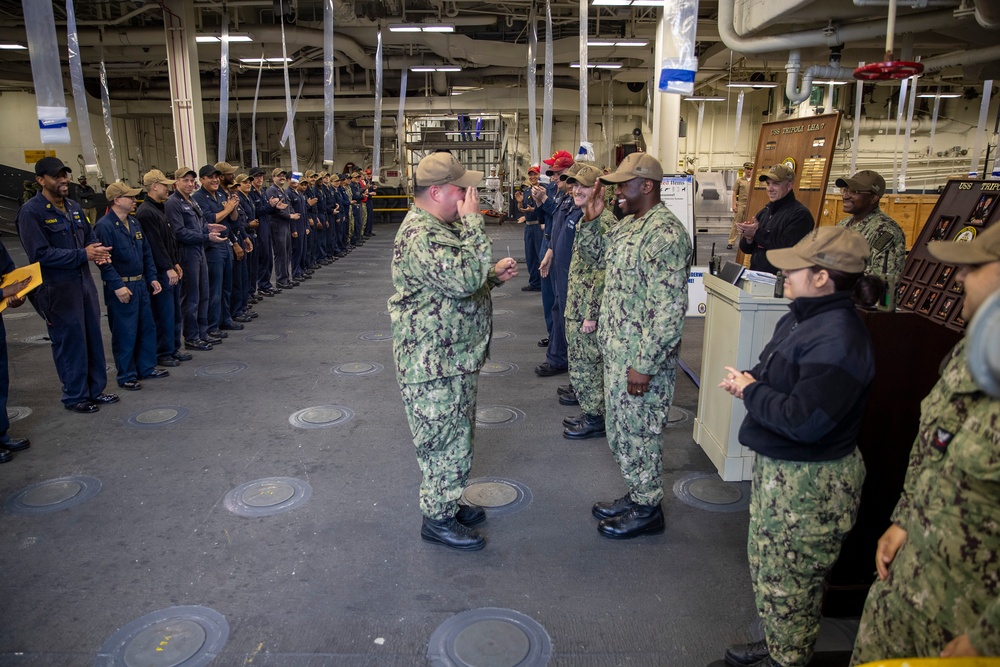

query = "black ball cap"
[[199, 164, 222, 178], [248, 167, 265, 178], [35, 156, 71, 177]]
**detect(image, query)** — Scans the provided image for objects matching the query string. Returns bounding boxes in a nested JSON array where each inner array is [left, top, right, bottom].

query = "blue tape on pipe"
[[39, 119, 69, 129], [659, 68, 695, 88]]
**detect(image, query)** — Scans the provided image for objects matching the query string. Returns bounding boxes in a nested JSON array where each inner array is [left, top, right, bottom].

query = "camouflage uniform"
[[750, 451, 866, 667], [851, 339, 1000, 664], [837, 207, 906, 280], [728, 176, 750, 246], [388, 207, 501, 520], [566, 209, 616, 417], [598, 202, 691, 505]]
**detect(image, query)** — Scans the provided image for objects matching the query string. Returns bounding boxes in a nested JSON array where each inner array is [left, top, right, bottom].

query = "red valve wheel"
[[853, 61, 925, 81]]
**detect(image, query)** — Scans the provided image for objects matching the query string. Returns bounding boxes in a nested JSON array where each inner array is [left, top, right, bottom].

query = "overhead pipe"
[[785, 50, 857, 104], [717, 0, 963, 53]]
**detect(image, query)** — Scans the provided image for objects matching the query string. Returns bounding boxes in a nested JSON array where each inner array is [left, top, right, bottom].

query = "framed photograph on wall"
[[904, 285, 923, 309], [933, 265, 954, 289], [918, 291, 940, 315], [931, 215, 958, 240], [936, 296, 956, 320], [895, 281, 909, 305], [968, 192, 999, 226]]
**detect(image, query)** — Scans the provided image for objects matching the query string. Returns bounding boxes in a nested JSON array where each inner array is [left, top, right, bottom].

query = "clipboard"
[[0, 262, 42, 314]]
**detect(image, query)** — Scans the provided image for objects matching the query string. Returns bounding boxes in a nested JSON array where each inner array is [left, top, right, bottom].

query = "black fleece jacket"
[[739, 191, 814, 275], [738, 291, 875, 462]]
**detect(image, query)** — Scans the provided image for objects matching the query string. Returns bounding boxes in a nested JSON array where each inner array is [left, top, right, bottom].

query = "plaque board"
[[744, 113, 841, 239], [897, 179, 1000, 332]]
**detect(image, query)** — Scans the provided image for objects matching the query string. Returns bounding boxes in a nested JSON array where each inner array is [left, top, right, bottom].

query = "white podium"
[[693, 274, 789, 481]]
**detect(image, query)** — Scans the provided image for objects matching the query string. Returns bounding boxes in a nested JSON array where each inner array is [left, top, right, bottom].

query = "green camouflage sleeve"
[[969, 599, 1000, 655], [398, 212, 493, 299], [633, 225, 691, 375], [582, 210, 615, 321]]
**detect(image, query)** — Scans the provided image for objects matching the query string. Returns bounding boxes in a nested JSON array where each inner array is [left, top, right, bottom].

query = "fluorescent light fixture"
[[0, 43, 27, 50], [587, 39, 649, 47], [410, 66, 461, 72], [917, 93, 961, 98], [726, 81, 778, 88], [812, 79, 848, 85], [684, 96, 726, 101], [570, 62, 623, 69], [197, 34, 253, 43], [239, 57, 292, 64], [389, 24, 455, 32], [592, 0, 631, 5]]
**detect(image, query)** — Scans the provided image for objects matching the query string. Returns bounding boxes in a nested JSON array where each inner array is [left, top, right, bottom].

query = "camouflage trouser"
[[850, 541, 973, 665], [567, 323, 604, 416], [399, 373, 478, 520], [748, 449, 865, 667], [603, 355, 676, 506]]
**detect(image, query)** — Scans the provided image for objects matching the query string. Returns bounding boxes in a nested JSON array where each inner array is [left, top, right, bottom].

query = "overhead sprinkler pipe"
[[784, 50, 856, 105]]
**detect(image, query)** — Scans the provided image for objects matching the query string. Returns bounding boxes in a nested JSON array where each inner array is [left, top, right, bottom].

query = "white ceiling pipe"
[[920, 44, 1000, 72], [785, 50, 858, 104], [717, 0, 963, 53]]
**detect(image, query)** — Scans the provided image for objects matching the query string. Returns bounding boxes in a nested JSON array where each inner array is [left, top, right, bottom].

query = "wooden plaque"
[[737, 113, 841, 265]]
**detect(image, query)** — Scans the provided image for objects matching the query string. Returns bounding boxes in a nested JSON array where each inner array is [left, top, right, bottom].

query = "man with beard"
[[592, 152, 692, 539], [835, 170, 906, 280], [16, 157, 117, 413]]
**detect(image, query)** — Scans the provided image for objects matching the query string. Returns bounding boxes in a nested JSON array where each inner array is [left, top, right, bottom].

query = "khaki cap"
[[600, 152, 664, 184], [759, 164, 795, 183], [767, 226, 869, 273], [929, 221, 1000, 266], [304, 169, 317, 179], [835, 170, 886, 196], [214, 161, 239, 175], [143, 169, 176, 187], [318, 171, 329, 178], [743, 161, 754, 169], [106, 181, 143, 200], [331, 173, 341, 182], [234, 173, 249, 184], [415, 152, 483, 188], [558, 162, 584, 181], [174, 166, 196, 180], [566, 164, 603, 188], [271, 167, 287, 179]]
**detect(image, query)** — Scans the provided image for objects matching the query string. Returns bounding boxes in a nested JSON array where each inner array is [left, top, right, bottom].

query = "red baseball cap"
[[527, 165, 540, 174], [543, 150, 574, 168]]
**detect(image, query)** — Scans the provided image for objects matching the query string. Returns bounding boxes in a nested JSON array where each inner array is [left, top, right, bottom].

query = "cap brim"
[[927, 240, 999, 266], [451, 171, 483, 188], [599, 172, 637, 184], [766, 247, 814, 271]]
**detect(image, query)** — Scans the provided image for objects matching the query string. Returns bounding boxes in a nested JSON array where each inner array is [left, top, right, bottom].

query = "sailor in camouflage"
[[835, 170, 906, 280], [851, 223, 1000, 664], [722, 227, 877, 667], [563, 165, 617, 440], [388, 152, 518, 552], [591, 152, 692, 540]]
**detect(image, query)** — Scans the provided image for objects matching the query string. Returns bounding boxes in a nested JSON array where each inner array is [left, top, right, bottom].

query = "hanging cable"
[[527, 4, 539, 168], [372, 27, 384, 180], [218, 10, 231, 163], [323, 0, 335, 166], [66, 0, 100, 175]]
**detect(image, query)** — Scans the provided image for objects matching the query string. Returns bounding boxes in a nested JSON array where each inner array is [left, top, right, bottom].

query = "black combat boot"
[[563, 413, 605, 439], [597, 502, 664, 539], [725, 639, 769, 666], [420, 517, 486, 550]]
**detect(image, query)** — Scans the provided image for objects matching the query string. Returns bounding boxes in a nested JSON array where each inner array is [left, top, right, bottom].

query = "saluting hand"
[[583, 184, 605, 221], [457, 187, 480, 218]]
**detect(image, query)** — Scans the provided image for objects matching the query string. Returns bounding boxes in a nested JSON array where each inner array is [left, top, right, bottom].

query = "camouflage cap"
[[415, 152, 483, 188], [767, 226, 870, 273], [106, 181, 142, 199], [836, 170, 885, 196], [600, 152, 663, 184], [929, 221, 1000, 266], [758, 164, 795, 183], [566, 164, 603, 187]]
